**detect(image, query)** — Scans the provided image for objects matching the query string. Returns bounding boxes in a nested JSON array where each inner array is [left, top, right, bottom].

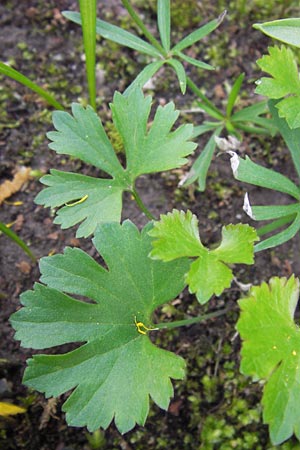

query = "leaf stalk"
[[154, 308, 229, 330]]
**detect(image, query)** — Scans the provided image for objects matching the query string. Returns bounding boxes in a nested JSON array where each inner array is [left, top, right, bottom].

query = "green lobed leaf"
[[10, 221, 189, 433], [149, 210, 258, 304], [253, 19, 300, 48], [36, 88, 196, 237], [255, 46, 300, 129], [111, 88, 196, 177], [236, 276, 300, 445]]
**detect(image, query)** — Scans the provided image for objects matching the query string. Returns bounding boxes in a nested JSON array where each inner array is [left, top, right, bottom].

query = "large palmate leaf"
[[35, 88, 196, 237], [10, 221, 189, 433], [237, 276, 300, 445], [255, 46, 300, 129], [149, 210, 258, 304]]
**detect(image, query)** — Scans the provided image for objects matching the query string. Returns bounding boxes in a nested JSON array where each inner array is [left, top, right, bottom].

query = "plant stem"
[[186, 76, 222, 117], [154, 308, 228, 330], [131, 187, 156, 220], [121, 0, 167, 56], [79, 0, 97, 110]]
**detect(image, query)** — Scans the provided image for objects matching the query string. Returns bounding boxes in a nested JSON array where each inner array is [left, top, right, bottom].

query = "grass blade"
[[157, 0, 170, 52], [183, 127, 222, 190], [226, 73, 244, 117], [254, 213, 300, 252], [79, 0, 96, 109], [0, 222, 36, 261], [0, 62, 63, 110]]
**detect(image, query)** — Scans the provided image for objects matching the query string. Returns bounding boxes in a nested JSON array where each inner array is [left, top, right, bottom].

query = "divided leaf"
[[255, 46, 300, 129], [149, 210, 258, 304], [10, 221, 189, 434], [35, 88, 196, 237], [237, 276, 300, 445]]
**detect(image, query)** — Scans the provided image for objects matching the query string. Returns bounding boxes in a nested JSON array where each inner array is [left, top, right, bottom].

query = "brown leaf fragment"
[[16, 260, 32, 275], [39, 398, 58, 430], [0, 167, 31, 205]]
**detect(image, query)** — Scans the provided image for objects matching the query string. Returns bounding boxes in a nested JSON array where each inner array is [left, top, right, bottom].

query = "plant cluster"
[[2, 1, 300, 446]]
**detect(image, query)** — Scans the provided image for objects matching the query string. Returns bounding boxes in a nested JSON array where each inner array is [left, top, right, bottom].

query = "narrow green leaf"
[[174, 51, 215, 71], [172, 12, 225, 52], [0, 222, 36, 261], [0, 62, 63, 110], [186, 77, 223, 117], [226, 73, 244, 117], [79, 0, 96, 109], [269, 100, 300, 178], [253, 19, 300, 48], [196, 100, 224, 120], [229, 153, 300, 200], [231, 100, 268, 121], [166, 59, 186, 94], [237, 275, 300, 444], [149, 210, 258, 304], [254, 213, 300, 252], [124, 60, 165, 96], [10, 221, 189, 433], [192, 122, 220, 139], [157, 0, 170, 52], [250, 203, 300, 221], [63, 11, 162, 58], [183, 127, 222, 190], [257, 215, 294, 237]]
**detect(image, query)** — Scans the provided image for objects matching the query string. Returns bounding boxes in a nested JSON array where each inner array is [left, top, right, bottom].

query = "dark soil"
[[1, 1, 300, 449]]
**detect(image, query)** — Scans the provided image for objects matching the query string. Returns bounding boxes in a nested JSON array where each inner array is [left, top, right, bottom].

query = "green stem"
[[79, 0, 97, 110], [0, 222, 36, 262], [121, 0, 167, 56], [154, 308, 228, 330], [186, 76, 222, 117], [131, 187, 156, 220]]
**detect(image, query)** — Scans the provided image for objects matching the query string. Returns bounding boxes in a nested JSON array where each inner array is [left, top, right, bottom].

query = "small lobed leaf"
[[35, 170, 124, 238], [255, 46, 300, 129], [10, 221, 189, 433], [237, 276, 300, 445], [149, 210, 258, 304]]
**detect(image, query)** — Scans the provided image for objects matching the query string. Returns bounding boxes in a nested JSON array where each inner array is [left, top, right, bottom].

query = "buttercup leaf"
[[149, 210, 258, 303], [255, 46, 300, 129], [36, 88, 196, 237], [237, 276, 300, 445], [10, 221, 189, 433]]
